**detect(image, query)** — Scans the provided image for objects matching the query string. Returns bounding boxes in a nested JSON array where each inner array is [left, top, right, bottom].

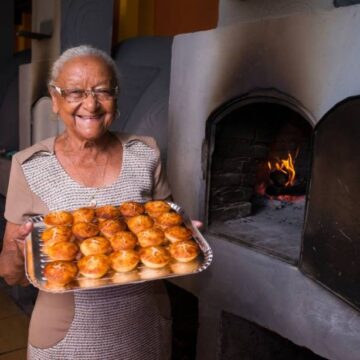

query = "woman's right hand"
[[0, 222, 33, 286]]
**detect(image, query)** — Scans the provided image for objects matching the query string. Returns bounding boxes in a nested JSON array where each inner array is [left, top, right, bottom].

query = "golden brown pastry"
[[155, 212, 183, 229], [164, 225, 193, 243], [44, 211, 73, 227], [144, 200, 171, 218], [41, 225, 73, 246], [77, 277, 106, 289], [72, 207, 96, 223], [119, 201, 145, 217], [43, 241, 79, 261], [137, 227, 165, 247], [72, 222, 99, 241], [79, 236, 112, 256], [44, 260, 78, 286], [139, 246, 170, 269], [95, 205, 120, 220], [127, 215, 154, 234], [109, 250, 140, 273], [139, 265, 171, 280], [78, 254, 110, 279], [109, 231, 138, 251], [112, 270, 140, 284], [169, 240, 200, 263], [99, 219, 127, 239], [170, 259, 200, 274]]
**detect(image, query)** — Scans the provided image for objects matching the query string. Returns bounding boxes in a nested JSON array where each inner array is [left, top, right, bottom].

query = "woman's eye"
[[67, 89, 84, 96], [95, 89, 111, 95]]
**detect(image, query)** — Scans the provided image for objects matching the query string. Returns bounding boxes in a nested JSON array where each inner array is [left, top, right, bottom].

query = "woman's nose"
[[81, 91, 99, 110]]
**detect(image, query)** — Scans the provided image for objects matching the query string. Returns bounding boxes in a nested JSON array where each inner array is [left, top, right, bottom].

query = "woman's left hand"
[[191, 220, 203, 229]]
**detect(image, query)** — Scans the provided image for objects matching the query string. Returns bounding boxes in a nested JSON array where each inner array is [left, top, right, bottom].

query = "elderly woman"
[[0, 45, 172, 359]]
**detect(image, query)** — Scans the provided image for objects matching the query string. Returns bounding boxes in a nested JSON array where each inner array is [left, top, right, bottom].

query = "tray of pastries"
[[25, 201, 213, 292]]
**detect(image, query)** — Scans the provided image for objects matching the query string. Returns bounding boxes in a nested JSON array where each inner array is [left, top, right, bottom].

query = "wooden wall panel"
[[154, 0, 218, 35], [113, 0, 218, 44]]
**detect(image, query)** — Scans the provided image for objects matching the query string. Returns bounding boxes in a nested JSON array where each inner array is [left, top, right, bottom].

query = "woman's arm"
[[0, 221, 33, 286]]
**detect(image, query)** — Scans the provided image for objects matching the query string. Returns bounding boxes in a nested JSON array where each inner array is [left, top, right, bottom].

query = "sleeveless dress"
[[7, 135, 172, 359]]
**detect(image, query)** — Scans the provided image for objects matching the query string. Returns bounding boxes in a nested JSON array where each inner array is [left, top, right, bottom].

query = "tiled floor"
[[0, 283, 31, 360]]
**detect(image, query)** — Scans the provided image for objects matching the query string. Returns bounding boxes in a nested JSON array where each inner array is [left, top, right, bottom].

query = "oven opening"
[[206, 101, 313, 263]]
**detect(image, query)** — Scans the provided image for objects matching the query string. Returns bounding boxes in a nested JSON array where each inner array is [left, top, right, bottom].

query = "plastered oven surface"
[[167, 4, 360, 360]]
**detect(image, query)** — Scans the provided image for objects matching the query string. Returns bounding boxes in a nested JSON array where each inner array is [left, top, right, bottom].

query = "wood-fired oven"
[[167, 3, 360, 360]]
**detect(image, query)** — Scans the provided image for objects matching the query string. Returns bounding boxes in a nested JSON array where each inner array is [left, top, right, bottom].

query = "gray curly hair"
[[48, 45, 120, 87]]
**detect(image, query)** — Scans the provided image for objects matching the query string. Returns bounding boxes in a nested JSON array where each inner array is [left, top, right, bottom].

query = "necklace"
[[88, 155, 110, 207], [64, 148, 111, 207], [57, 133, 115, 207]]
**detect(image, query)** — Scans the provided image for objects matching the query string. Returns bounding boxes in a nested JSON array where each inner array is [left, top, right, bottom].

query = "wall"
[[219, 0, 333, 26]]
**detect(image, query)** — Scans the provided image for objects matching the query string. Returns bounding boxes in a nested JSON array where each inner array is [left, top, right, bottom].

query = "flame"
[[268, 153, 296, 187]]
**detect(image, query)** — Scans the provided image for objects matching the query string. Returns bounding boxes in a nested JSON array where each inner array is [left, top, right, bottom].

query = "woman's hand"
[[0, 222, 33, 286], [191, 220, 203, 229]]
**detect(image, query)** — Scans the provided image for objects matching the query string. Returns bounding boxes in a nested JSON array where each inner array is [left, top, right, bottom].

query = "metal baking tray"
[[25, 202, 213, 293]]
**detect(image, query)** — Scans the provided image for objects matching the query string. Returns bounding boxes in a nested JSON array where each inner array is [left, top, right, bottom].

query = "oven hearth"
[[210, 196, 305, 263]]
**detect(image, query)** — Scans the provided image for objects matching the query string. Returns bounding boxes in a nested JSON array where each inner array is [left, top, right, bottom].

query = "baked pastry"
[[44, 211, 73, 227], [144, 200, 171, 218], [109, 231, 138, 251], [155, 212, 183, 229], [43, 241, 79, 261], [139, 265, 170, 280], [169, 240, 200, 263], [139, 246, 170, 269], [164, 225, 193, 243], [79, 236, 112, 256], [127, 215, 154, 234], [95, 205, 120, 220], [72, 207, 95, 223], [78, 254, 110, 279], [119, 201, 145, 217], [112, 270, 140, 284], [72, 222, 99, 241], [170, 259, 200, 274], [99, 219, 127, 239], [137, 227, 165, 247], [44, 261, 78, 286], [109, 250, 140, 273], [41, 225, 73, 246], [77, 277, 106, 289]]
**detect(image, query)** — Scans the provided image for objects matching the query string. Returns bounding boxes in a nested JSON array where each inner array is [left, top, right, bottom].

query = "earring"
[[115, 109, 121, 119]]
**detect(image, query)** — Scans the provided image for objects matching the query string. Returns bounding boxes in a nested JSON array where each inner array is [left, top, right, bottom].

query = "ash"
[[209, 196, 306, 263]]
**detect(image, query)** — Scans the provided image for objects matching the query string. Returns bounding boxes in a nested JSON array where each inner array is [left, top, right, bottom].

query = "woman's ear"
[[49, 91, 60, 114]]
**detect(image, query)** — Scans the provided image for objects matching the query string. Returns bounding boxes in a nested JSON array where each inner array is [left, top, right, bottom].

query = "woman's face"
[[51, 55, 117, 142]]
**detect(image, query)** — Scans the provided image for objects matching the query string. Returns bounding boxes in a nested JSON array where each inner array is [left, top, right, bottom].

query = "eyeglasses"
[[50, 84, 118, 103]]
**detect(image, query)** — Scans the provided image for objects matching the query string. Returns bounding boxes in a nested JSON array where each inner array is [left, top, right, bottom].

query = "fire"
[[268, 153, 296, 187]]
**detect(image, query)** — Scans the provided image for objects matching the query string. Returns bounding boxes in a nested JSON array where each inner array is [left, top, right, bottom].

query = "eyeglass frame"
[[49, 84, 119, 103]]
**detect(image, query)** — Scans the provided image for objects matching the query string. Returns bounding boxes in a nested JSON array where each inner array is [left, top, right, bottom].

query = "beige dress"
[[5, 132, 172, 360]]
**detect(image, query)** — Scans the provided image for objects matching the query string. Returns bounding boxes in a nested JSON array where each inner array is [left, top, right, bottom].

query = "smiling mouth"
[[75, 114, 104, 121]]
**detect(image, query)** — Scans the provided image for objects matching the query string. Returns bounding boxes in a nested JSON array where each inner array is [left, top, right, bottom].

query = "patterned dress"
[[5, 133, 172, 360]]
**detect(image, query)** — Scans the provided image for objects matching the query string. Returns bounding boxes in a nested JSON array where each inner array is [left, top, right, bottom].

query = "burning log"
[[266, 178, 306, 196], [265, 150, 306, 196]]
